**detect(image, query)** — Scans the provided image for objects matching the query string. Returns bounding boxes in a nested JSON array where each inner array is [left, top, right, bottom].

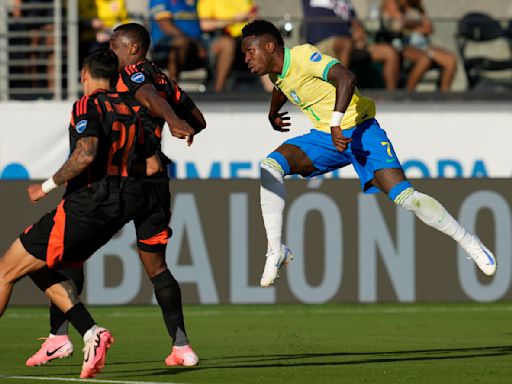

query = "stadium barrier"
[[0, 101, 510, 180], [3, 178, 511, 305]]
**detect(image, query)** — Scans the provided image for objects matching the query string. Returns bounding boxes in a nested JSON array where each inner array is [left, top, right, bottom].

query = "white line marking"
[[5, 305, 512, 319], [0, 376, 183, 384]]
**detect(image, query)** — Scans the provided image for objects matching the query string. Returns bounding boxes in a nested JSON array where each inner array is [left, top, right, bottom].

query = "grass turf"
[[1, 303, 511, 383]]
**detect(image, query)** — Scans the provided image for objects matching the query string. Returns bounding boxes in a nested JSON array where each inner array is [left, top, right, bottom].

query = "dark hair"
[[83, 48, 119, 87], [113, 23, 151, 56], [242, 19, 284, 47]]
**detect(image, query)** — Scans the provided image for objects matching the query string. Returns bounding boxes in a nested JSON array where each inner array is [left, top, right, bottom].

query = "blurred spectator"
[[12, 0, 55, 90], [302, 0, 399, 90], [197, 0, 272, 92], [148, 0, 207, 81], [381, 0, 457, 91], [79, 0, 129, 66]]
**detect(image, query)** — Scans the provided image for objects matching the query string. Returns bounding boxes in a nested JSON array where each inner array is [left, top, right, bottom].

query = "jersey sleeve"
[[117, 62, 155, 94], [69, 95, 102, 141], [299, 44, 340, 81]]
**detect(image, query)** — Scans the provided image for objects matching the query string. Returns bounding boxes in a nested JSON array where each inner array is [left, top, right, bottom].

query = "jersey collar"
[[277, 48, 291, 80]]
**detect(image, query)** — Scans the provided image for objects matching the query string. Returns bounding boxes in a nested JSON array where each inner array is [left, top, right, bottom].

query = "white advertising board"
[[0, 101, 510, 179]]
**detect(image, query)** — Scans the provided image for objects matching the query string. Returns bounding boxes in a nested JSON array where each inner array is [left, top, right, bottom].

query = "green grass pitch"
[[1, 303, 511, 384]]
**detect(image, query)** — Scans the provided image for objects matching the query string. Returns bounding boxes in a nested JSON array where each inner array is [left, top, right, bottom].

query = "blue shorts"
[[271, 118, 403, 194]]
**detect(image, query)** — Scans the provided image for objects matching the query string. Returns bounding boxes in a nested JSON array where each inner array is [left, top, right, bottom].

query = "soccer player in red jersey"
[[0, 48, 148, 378], [26, 24, 205, 368]]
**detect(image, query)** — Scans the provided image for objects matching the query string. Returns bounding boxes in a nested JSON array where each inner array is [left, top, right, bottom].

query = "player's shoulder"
[[292, 44, 325, 63], [121, 61, 151, 81]]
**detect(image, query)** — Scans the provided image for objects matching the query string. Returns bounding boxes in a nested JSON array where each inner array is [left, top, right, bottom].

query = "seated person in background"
[[302, 0, 399, 90], [79, 0, 129, 65], [197, 0, 272, 92], [149, 0, 207, 80], [381, 0, 457, 91]]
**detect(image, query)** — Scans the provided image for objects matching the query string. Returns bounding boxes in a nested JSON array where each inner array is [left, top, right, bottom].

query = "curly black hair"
[[242, 19, 284, 47]]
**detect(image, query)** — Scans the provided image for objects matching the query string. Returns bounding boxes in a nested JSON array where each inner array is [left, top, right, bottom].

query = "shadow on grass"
[[107, 345, 512, 379], [9, 345, 512, 380]]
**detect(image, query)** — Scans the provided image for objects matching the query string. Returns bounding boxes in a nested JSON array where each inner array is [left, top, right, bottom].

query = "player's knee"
[[262, 152, 290, 178]]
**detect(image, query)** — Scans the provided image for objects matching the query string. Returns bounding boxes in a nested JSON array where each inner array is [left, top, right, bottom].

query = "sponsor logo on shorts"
[[76, 120, 88, 133], [131, 72, 145, 83], [310, 52, 322, 62]]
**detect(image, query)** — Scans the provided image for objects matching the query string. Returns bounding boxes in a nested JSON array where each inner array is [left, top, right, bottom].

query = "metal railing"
[[0, 0, 79, 100]]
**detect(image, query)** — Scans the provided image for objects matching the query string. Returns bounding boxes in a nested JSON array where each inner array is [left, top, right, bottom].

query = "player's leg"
[[260, 131, 351, 286], [356, 120, 496, 275], [30, 267, 114, 378], [135, 181, 198, 366], [373, 171, 496, 275], [26, 267, 84, 366], [261, 143, 315, 259], [0, 238, 47, 317]]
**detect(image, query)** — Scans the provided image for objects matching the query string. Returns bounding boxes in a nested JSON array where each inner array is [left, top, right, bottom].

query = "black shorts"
[[20, 178, 145, 268], [134, 177, 171, 253]]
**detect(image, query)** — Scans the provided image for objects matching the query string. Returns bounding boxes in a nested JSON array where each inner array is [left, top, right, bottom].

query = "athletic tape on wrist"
[[330, 111, 344, 127], [41, 177, 58, 194]]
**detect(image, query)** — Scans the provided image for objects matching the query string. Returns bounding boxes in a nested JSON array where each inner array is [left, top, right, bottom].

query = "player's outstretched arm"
[[268, 88, 290, 132], [327, 63, 355, 152], [134, 83, 195, 142], [28, 137, 98, 203]]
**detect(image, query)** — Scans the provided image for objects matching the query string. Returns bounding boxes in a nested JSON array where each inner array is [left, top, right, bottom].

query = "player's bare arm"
[[27, 137, 98, 203], [268, 88, 290, 132], [327, 63, 356, 152], [134, 83, 195, 142]]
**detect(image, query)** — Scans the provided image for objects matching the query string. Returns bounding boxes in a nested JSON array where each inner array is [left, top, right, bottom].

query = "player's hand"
[[269, 111, 291, 132], [27, 184, 47, 203], [331, 126, 352, 152], [167, 118, 195, 140], [186, 133, 195, 146]]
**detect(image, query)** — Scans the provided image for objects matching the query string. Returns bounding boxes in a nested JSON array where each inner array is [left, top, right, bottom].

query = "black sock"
[[65, 303, 95, 337], [152, 269, 188, 346], [50, 268, 85, 335]]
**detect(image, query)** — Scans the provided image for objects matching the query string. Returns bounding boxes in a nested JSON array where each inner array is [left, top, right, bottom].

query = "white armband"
[[41, 177, 58, 194], [330, 111, 344, 127]]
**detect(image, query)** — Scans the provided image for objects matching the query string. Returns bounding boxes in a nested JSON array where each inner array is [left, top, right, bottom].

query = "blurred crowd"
[[7, 0, 504, 94]]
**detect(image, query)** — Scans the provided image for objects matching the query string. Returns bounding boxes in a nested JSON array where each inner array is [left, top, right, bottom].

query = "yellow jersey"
[[269, 44, 376, 132], [197, 0, 254, 38]]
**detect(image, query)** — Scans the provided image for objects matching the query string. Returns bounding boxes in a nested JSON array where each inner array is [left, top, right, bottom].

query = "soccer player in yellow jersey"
[[241, 20, 496, 287]]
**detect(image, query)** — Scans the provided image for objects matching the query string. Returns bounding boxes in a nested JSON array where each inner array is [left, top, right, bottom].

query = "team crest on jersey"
[[76, 119, 88, 133], [131, 72, 145, 83], [310, 52, 322, 62], [289, 90, 301, 104]]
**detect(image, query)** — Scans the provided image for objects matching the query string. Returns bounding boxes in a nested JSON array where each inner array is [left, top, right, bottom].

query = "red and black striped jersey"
[[116, 60, 205, 159], [66, 89, 141, 195]]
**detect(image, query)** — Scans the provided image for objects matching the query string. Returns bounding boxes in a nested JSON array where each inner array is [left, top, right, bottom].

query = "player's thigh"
[[275, 143, 317, 176], [134, 181, 171, 256], [348, 119, 404, 193], [372, 167, 407, 194], [276, 130, 352, 178]]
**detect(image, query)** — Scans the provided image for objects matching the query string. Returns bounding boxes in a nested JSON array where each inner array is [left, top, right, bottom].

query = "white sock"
[[396, 188, 473, 248], [260, 158, 286, 255]]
